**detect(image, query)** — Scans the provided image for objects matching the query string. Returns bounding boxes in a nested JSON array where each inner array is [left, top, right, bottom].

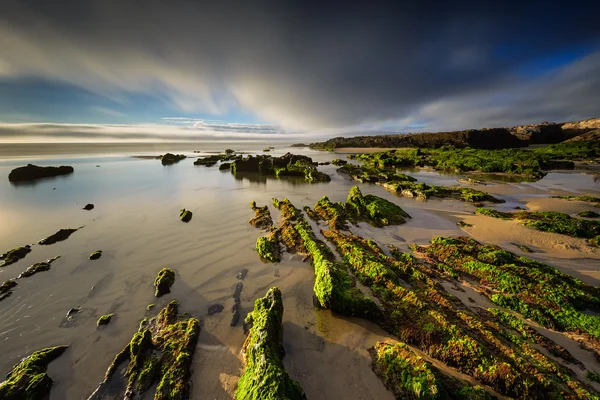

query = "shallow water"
[[0, 143, 599, 399]]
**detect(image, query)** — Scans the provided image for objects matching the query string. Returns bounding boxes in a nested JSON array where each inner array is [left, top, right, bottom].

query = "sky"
[[1, 0, 599, 142]]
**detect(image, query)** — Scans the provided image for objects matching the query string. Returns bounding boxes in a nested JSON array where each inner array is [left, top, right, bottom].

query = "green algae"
[[231, 153, 330, 183], [249, 201, 274, 230], [476, 208, 600, 239], [97, 314, 114, 326], [219, 162, 232, 170], [457, 221, 473, 227], [331, 158, 348, 166], [0, 246, 31, 267], [0, 279, 17, 301], [235, 287, 306, 400], [369, 342, 442, 399], [580, 211, 600, 218], [38, 228, 78, 245], [0, 345, 68, 399], [147, 304, 155, 310], [256, 234, 281, 263], [324, 229, 598, 398], [92, 301, 200, 399], [587, 371, 600, 384], [89, 250, 103, 260], [552, 195, 600, 207], [179, 209, 193, 223], [154, 268, 175, 297], [18, 262, 51, 278]]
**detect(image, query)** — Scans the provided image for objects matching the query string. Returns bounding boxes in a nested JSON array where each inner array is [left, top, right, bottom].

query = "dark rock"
[[38, 228, 78, 245], [9, 164, 74, 182], [230, 304, 241, 326], [0, 245, 32, 267], [83, 204, 94, 210], [207, 304, 224, 315], [160, 153, 186, 165], [89, 250, 102, 260], [233, 283, 243, 303], [66, 307, 81, 317], [236, 269, 249, 280], [180, 209, 193, 222]]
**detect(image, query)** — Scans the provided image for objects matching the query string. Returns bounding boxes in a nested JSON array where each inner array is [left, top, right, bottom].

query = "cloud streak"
[[0, 0, 599, 138]]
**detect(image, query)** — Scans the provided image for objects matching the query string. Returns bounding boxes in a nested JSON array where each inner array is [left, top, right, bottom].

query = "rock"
[[18, 262, 51, 278], [160, 153, 186, 165], [8, 164, 74, 182], [180, 209, 193, 222], [331, 158, 348, 166], [83, 204, 94, 210], [0, 245, 32, 267], [38, 228, 79, 245], [236, 269, 249, 280], [89, 250, 102, 260], [230, 304, 241, 326], [207, 304, 224, 315], [97, 314, 114, 326], [0, 280, 17, 301], [219, 162, 232, 170], [154, 268, 175, 297], [0, 346, 69, 399], [66, 307, 81, 317]]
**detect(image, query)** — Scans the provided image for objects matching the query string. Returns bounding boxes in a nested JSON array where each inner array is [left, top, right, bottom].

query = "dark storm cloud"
[[1, 0, 599, 133]]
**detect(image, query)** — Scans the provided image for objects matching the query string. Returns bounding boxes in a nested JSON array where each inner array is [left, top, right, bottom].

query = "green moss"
[[147, 304, 155, 310], [552, 195, 600, 207], [476, 208, 600, 239], [38, 228, 78, 245], [587, 371, 600, 383], [249, 201, 274, 230], [579, 211, 600, 218], [0, 279, 17, 300], [370, 342, 442, 399], [89, 250, 103, 260], [154, 268, 175, 297], [94, 301, 200, 399], [235, 287, 306, 400], [590, 236, 600, 247], [219, 162, 232, 170], [511, 243, 533, 253], [0, 345, 68, 399], [0, 246, 31, 267], [179, 209, 193, 223], [231, 153, 330, 182], [97, 314, 114, 326], [256, 234, 281, 263], [331, 158, 348, 166], [18, 262, 51, 278]]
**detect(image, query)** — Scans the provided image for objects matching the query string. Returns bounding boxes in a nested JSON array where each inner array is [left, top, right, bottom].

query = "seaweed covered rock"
[[331, 158, 348, 166], [154, 268, 175, 297], [219, 162, 232, 171], [89, 301, 200, 399], [249, 201, 274, 230], [18, 261, 51, 278], [579, 211, 600, 218], [231, 153, 330, 183], [0, 245, 31, 267], [256, 234, 281, 263], [97, 314, 114, 326], [475, 208, 600, 239], [0, 279, 17, 301], [370, 342, 443, 399], [8, 164, 74, 182], [235, 287, 306, 400], [552, 195, 600, 207], [0, 345, 69, 399], [180, 209, 193, 223], [160, 153, 187, 165], [89, 250, 102, 260], [38, 228, 79, 245]]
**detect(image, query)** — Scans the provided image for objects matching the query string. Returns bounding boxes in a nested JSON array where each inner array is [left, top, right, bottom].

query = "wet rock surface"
[[38, 228, 79, 245], [8, 164, 74, 182]]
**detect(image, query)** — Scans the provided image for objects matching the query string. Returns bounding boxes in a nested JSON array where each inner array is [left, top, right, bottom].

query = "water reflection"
[[9, 173, 75, 187]]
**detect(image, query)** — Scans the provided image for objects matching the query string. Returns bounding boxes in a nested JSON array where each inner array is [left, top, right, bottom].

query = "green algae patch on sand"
[[89, 250, 103, 260], [179, 209, 193, 223], [38, 228, 79, 245], [97, 314, 114, 326], [369, 342, 443, 399], [90, 301, 200, 400], [0, 345, 68, 399], [0, 245, 32, 267], [475, 208, 600, 239], [249, 201, 274, 230], [154, 268, 175, 297], [552, 195, 600, 207], [235, 287, 306, 400], [256, 234, 281, 263]]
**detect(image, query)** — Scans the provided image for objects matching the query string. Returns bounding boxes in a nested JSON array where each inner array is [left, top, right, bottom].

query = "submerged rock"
[[235, 287, 306, 400], [66, 307, 81, 317], [207, 304, 224, 315], [83, 203, 95, 210], [89, 300, 200, 400], [236, 269, 249, 280], [0, 245, 31, 267], [160, 153, 187, 165], [0, 279, 17, 301], [180, 209, 193, 223], [0, 345, 69, 399], [89, 250, 102, 260], [219, 162, 232, 170], [331, 158, 348, 166], [8, 164, 74, 182], [38, 228, 79, 245], [97, 314, 114, 326], [18, 261, 51, 278], [154, 268, 175, 297]]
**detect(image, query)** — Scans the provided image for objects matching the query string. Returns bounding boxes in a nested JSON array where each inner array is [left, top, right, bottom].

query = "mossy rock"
[[219, 162, 232, 171], [91, 301, 200, 399], [0, 279, 17, 300], [0, 345, 69, 399], [331, 158, 348, 166], [154, 268, 175, 297], [256, 235, 281, 263], [89, 250, 103, 260], [160, 153, 186, 165], [249, 201, 274, 230], [97, 314, 114, 326], [180, 209, 193, 223], [0, 245, 31, 267], [579, 210, 600, 218], [38, 228, 78, 245], [18, 262, 51, 278], [235, 287, 306, 400]]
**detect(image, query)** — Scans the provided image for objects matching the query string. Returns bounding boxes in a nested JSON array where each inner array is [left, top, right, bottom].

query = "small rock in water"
[[236, 269, 249, 280], [83, 203, 94, 210], [230, 305, 241, 326], [391, 233, 406, 242], [180, 209, 193, 223], [89, 250, 102, 260], [207, 304, 224, 315], [233, 283, 243, 303], [66, 307, 81, 317]]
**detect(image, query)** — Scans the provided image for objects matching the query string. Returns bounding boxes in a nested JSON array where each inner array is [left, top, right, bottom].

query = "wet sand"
[[0, 145, 600, 398]]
